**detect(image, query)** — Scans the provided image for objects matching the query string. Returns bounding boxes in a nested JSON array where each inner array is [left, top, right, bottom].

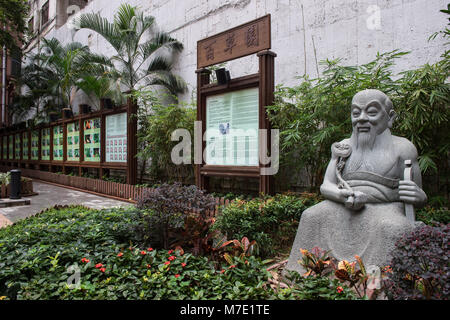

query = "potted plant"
[[80, 104, 92, 114], [62, 108, 73, 119]]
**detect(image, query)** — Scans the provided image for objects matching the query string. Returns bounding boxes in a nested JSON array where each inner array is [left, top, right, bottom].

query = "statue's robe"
[[286, 170, 415, 273]]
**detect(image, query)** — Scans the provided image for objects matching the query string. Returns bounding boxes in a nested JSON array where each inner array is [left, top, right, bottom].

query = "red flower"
[[220, 269, 225, 274], [81, 258, 90, 263], [168, 255, 176, 261], [147, 264, 151, 269], [181, 263, 186, 267], [140, 250, 147, 255], [117, 252, 123, 257], [168, 249, 174, 254], [100, 267, 106, 273], [164, 261, 170, 265], [147, 248, 153, 252], [175, 274, 180, 278], [228, 265, 236, 269], [95, 263, 103, 269], [337, 286, 344, 294]]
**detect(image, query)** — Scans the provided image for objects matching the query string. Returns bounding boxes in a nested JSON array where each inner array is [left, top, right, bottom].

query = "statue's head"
[[350, 89, 396, 149], [351, 89, 396, 135]]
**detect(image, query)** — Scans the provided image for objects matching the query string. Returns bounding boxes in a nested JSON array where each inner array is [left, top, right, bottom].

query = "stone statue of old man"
[[286, 89, 427, 273]]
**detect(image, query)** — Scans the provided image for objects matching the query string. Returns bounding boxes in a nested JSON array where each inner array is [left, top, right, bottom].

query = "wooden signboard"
[[196, 15, 275, 194], [197, 14, 271, 68]]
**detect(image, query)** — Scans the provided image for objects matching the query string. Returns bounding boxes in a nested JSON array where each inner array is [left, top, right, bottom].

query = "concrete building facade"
[[21, 0, 448, 111]]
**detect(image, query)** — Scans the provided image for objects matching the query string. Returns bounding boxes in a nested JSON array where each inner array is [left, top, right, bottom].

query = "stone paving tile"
[[0, 181, 132, 224]]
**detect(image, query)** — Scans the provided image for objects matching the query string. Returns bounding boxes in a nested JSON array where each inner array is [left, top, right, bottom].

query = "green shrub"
[[282, 271, 359, 300], [416, 206, 450, 225], [0, 205, 279, 300], [212, 193, 320, 258]]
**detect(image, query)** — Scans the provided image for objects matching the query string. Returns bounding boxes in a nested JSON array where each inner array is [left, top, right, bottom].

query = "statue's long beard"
[[346, 132, 377, 172]]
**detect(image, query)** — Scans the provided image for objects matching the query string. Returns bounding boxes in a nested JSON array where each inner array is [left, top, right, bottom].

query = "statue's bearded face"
[[351, 92, 392, 149]]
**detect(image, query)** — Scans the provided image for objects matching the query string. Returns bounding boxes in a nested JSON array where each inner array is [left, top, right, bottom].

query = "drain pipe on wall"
[[1, 43, 6, 126]]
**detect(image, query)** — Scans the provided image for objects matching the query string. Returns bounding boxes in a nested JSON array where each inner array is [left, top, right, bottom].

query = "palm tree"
[[13, 37, 115, 122], [75, 4, 186, 95], [38, 37, 113, 112]]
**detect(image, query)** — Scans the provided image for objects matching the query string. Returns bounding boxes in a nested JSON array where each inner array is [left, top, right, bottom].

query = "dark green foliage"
[[416, 206, 450, 226], [383, 224, 449, 300], [0, 205, 277, 300], [134, 182, 217, 251], [213, 193, 320, 258], [133, 90, 196, 184], [0, 0, 28, 51], [283, 271, 359, 300]]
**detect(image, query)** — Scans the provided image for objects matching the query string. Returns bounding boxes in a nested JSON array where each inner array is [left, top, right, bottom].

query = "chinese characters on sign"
[[205, 88, 259, 166], [197, 15, 270, 68]]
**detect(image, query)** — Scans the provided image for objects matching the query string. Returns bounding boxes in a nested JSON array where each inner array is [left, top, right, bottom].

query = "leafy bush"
[[134, 90, 196, 184], [416, 206, 450, 226], [134, 182, 217, 251], [0, 205, 278, 300], [213, 193, 320, 258], [283, 271, 359, 300], [383, 224, 449, 300]]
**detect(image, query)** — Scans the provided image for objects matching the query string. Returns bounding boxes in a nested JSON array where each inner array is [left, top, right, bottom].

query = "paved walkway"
[[0, 181, 131, 225]]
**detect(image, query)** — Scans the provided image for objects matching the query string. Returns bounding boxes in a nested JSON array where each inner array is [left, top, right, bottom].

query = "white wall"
[[40, 0, 449, 105]]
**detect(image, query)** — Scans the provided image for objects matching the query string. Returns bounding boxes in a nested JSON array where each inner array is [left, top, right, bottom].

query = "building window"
[[41, 1, 49, 26], [10, 49, 22, 79]]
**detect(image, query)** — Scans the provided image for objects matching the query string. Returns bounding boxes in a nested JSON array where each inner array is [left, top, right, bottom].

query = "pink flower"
[[164, 261, 170, 265], [117, 252, 123, 257], [81, 258, 90, 263], [337, 286, 344, 294], [95, 263, 103, 269], [147, 248, 153, 252], [181, 263, 186, 267], [220, 269, 225, 274], [147, 264, 151, 269], [140, 250, 147, 255], [175, 274, 180, 278], [168, 255, 176, 261], [168, 250, 174, 254], [100, 267, 106, 273]]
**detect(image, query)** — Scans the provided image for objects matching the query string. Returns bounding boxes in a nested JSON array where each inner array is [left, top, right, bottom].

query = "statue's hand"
[[350, 191, 369, 211], [399, 180, 427, 206], [341, 190, 367, 210]]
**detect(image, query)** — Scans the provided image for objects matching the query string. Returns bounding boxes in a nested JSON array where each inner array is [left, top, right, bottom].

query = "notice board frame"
[[196, 15, 276, 194]]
